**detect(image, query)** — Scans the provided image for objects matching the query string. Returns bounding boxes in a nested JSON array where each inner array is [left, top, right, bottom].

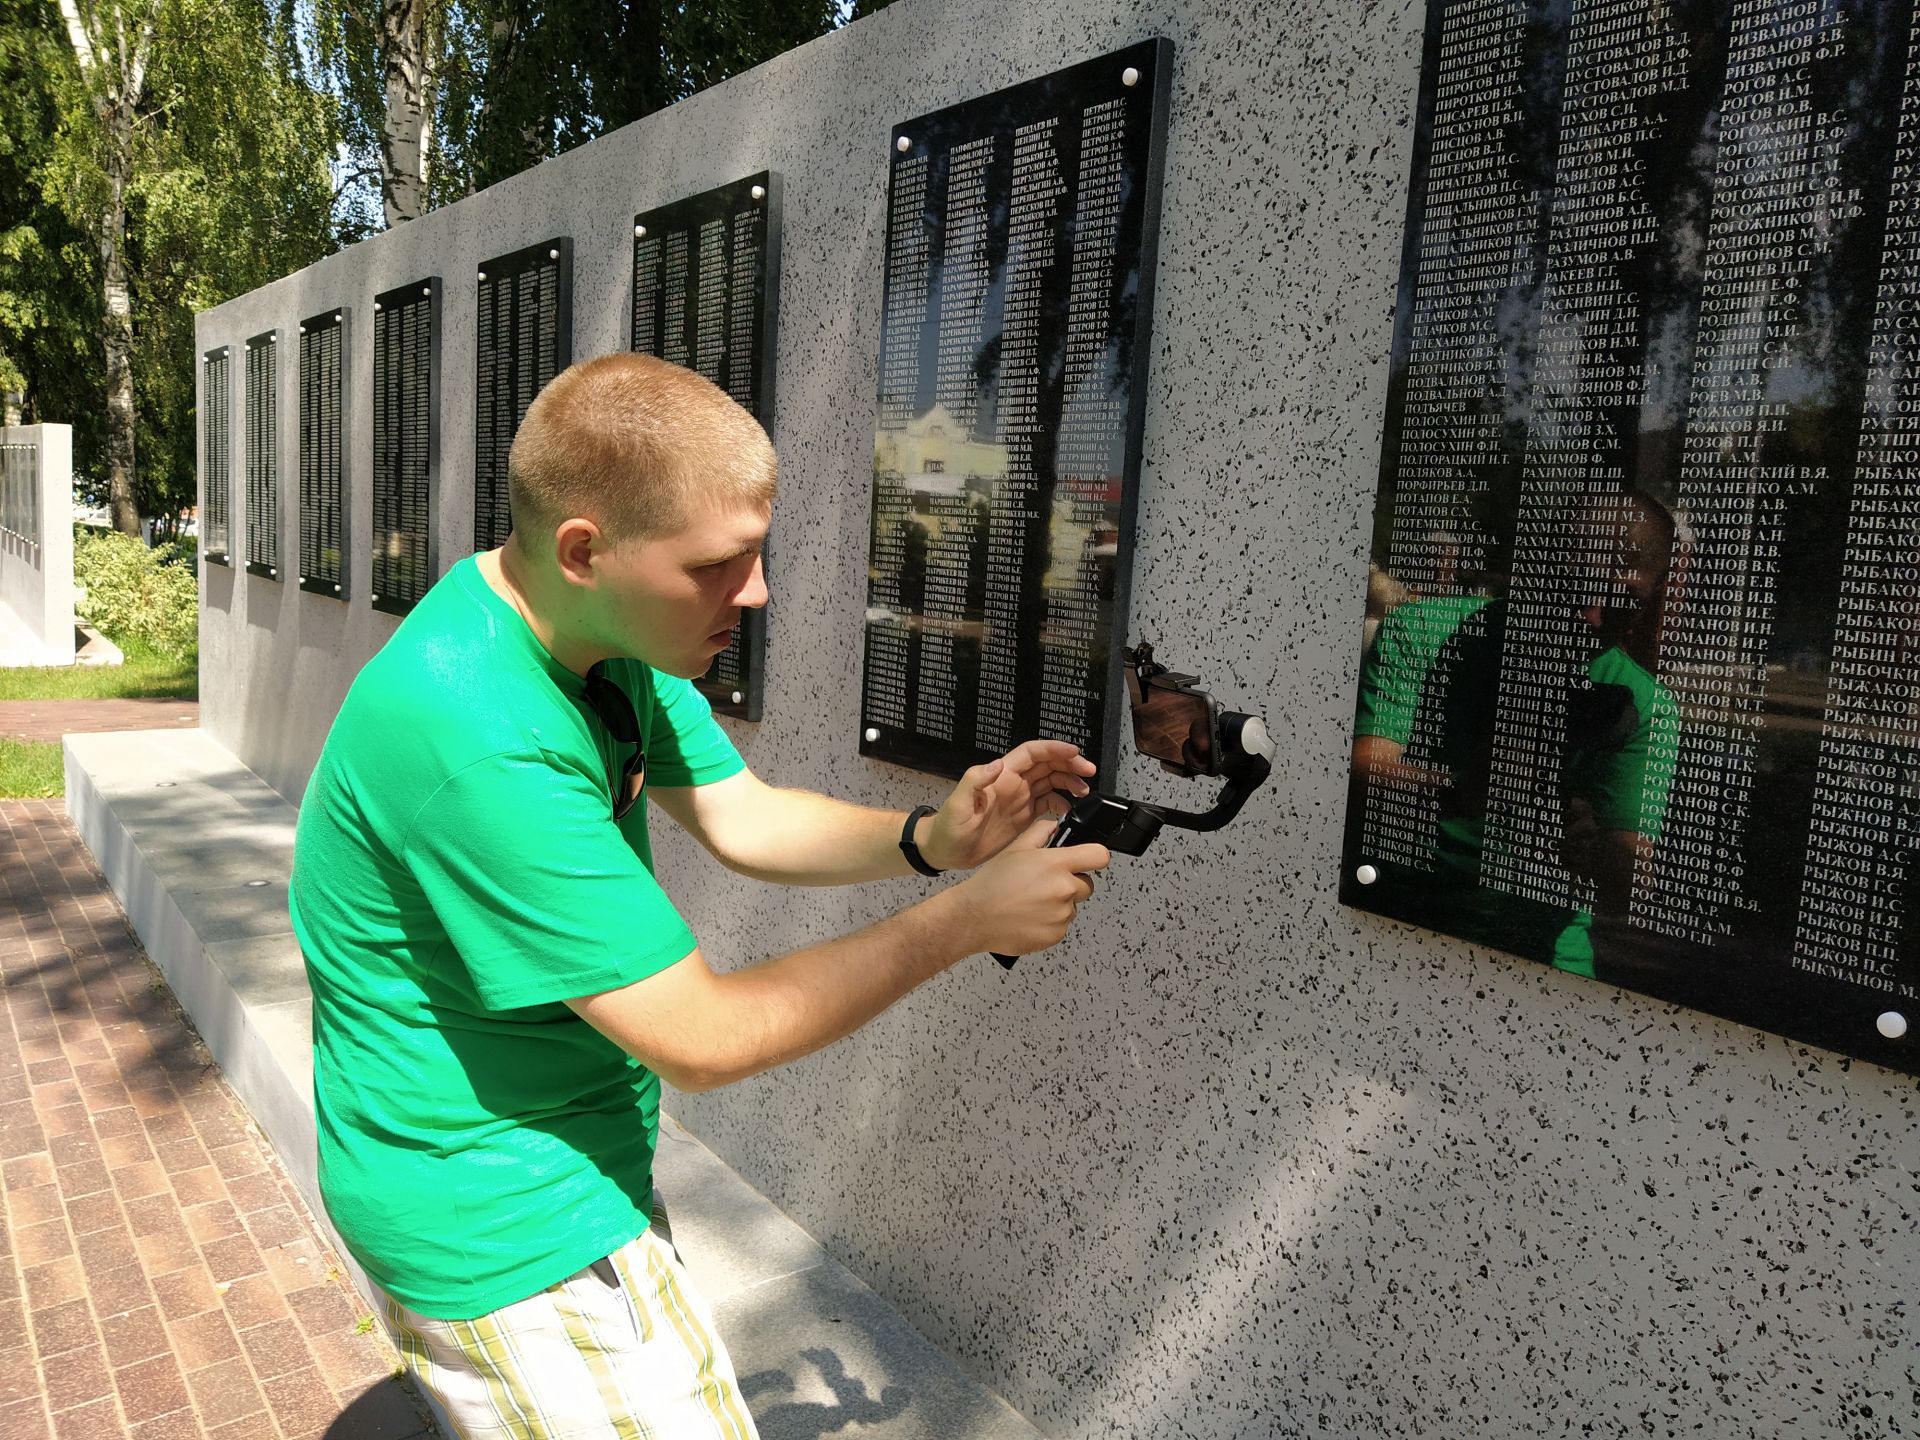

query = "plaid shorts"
[[380, 1219, 758, 1440]]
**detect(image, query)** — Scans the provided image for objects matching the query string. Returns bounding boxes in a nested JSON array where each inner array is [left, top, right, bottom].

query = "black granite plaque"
[[1343, 0, 1919, 1073], [371, 278, 440, 617], [0, 442, 37, 545], [299, 307, 350, 600], [475, 238, 572, 554], [201, 345, 232, 567], [630, 174, 780, 721], [244, 328, 281, 581], [860, 41, 1172, 780]]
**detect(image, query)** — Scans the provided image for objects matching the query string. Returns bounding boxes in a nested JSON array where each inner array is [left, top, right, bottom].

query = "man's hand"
[[945, 816, 1111, 958], [920, 740, 1097, 872]]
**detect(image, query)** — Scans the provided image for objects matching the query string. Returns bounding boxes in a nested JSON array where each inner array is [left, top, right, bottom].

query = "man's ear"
[[554, 517, 603, 586]]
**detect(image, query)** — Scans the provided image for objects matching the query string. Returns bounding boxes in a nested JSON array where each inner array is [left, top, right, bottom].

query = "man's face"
[[591, 499, 771, 679]]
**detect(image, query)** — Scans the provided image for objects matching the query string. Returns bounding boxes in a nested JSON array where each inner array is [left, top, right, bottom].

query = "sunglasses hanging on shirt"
[[584, 663, 647, 821]]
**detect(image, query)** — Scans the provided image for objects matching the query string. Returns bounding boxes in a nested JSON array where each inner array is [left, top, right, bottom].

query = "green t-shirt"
[[1549, 645, 1676, 978], [289, 556, 743, 1319]]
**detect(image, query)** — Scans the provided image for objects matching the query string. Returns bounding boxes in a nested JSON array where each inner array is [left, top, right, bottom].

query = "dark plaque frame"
[[243, 328, 281, 582], [859, 40, 1173, 780], [370, 278, 441, 618], [299, 306, 351, 601], [1341, 0, 1919, 1073], [629, 173, 781, 721], [475, 237, 572, 554], [201, 345, 233, 568]]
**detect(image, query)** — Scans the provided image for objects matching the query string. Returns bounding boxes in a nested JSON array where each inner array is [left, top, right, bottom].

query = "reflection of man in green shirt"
[[1352, 492, 1681, 976]]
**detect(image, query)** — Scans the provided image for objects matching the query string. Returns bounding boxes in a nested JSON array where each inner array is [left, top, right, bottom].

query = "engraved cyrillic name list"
[[868, 152, 930, 729], [915, 135, 995, 743], [726, 208, 759, 412], [695, 219, 727, 387], [1483, 0, 1686, 906], [1631, 2, 1852, 943], [1036, 97, 1124, 748], [1362, 0, 1535, 873], [978, 117, 1063, 752], [661, 232, 691, 369], [1792, 13, 1920, 1002]]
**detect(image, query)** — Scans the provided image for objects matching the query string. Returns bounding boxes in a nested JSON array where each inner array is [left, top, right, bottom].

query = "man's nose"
[[735, 555, 769, 610]]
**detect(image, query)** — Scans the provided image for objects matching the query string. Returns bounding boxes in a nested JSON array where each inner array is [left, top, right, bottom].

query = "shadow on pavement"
[[741, 1346, 912, 1438], [323, 1374, 441, 1439]]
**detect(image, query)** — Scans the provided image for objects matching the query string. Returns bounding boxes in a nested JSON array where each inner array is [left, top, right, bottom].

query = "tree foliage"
[[6, 0, 861, 526], [315, 0, 847, 222], [3, 0, 338, 526]]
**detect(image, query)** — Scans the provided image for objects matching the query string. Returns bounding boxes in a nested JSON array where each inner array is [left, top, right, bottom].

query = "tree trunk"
[[101, 124, 141, 538], [379, 0, 433, 224], [58, 0, 151, 537]]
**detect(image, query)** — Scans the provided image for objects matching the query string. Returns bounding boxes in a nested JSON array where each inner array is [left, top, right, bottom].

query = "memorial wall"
[[193, 1, 1916, 1434]]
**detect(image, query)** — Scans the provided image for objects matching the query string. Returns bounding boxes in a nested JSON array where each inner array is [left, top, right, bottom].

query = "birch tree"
[[55, 0, 158, 536]]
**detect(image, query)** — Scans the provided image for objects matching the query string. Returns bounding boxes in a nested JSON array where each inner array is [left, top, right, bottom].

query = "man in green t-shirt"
[[290, 353, 1110, 1438]]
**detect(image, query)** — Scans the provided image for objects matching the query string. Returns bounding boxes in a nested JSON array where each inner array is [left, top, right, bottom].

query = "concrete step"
[[64, 726, 1045, 1440]]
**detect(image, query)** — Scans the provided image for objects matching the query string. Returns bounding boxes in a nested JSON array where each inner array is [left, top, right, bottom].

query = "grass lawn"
[[0, 648, 197, 702], [0, 739, 64, 798]]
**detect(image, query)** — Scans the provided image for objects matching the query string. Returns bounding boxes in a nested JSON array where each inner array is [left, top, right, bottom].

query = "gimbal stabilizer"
[[994, 643, 1275, 968]]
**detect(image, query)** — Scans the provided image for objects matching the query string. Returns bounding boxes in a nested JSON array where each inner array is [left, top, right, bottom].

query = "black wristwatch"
[[899, 804, 944, 877]]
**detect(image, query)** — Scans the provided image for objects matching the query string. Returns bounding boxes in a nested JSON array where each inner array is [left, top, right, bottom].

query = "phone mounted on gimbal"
[[993, 641, 1275, 967]]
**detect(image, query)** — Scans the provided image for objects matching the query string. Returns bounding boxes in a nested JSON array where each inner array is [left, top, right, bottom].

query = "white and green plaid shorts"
[[379, 1220, 758, 1440]]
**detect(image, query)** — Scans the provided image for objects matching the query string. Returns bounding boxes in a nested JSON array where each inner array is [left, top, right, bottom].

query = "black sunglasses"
[[583, 664, 646, 821]]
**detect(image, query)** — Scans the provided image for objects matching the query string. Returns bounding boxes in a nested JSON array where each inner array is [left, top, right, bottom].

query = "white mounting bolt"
[[477, 270, 487, 281], [864, 727, 880, 743], [635, 224, 647, 238], [334, 311, 342, 323], [1355, 864, 1378, 886], [374, 301, 383, 312], [1122, 66, 1140, 87], [548, 247, 559, 260], [420, 285, 431, 297], [332, 583, 341, 593], [895, 135, 912, 153], [245, 879, 269, 888], [1878, 1011, 1909, 1040], [750, 184, 766, 201], [730, 690, 744, 704]]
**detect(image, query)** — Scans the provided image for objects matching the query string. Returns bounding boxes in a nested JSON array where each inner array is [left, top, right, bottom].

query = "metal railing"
[[0, 442, 38, 549]]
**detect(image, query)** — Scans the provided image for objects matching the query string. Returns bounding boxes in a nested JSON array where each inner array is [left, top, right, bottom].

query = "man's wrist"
[[898, 804, 947, 876]]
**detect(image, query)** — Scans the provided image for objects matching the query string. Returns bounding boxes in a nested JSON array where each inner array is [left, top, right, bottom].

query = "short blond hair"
[[507, 352, 776, 546]]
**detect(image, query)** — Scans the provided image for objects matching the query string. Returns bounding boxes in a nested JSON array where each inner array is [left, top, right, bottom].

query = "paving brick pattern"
[[0, 800, 438, 1440], [0, 701, 199, 746]]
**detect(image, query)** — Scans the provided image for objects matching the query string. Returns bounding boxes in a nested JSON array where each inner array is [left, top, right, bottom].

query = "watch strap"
[[899, 804, 944, 877]]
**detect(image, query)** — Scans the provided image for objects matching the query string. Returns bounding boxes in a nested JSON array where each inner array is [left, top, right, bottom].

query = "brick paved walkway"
[[0, 701, 199, 745], [0, 800, 437, 1439]]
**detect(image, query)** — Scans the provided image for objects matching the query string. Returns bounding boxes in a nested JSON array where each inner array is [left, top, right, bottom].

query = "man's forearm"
[[570, 886, 980, 1092], [712, 784, 913, 885], [697, 888, 974, 1085]]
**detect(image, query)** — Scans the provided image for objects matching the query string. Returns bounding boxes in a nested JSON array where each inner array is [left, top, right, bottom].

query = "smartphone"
[[1127, 665, 1221, 777]]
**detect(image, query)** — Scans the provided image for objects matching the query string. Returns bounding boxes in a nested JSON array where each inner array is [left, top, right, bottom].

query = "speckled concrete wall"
[[196, 1, 1918, 1433]]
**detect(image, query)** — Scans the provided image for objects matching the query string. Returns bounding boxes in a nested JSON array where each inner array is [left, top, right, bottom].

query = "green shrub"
[[72, 529, 199, 661]]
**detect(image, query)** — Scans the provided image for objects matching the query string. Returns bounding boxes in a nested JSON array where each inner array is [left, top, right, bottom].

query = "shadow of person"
[[738, 1348, 910, 1438], [323, 1374, 440, 1438]]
